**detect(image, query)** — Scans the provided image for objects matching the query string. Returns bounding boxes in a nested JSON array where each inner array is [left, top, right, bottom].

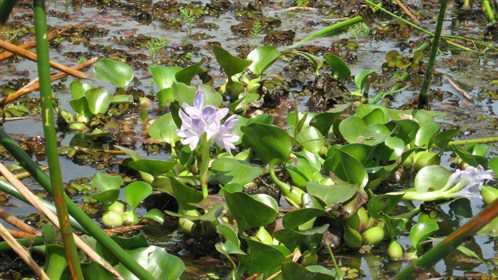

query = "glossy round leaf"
[[283, 208, 326, 230], [148, 113, 179, 145], [124, 181, 153, 209], [307, 182, 358, 207], [211, 158, 263, 185], [247, 46, 281, 75], [115, 246, 184, 280], [95, 58, 134, 88], [127, 159, 176, 177], [339, 116, 389, 146], [85, 88, 112, 115], [414, 165, 451, 192], [149, 65, 182, 90], [324, 148, 368, 186], [225, 192, 278, 230], [242, 123, 292, 163], [91, 172, 123, 203]]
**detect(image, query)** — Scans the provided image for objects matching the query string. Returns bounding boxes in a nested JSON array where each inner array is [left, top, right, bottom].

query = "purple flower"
[[177, 90, 239, 152], [446, 165, 494, 199]]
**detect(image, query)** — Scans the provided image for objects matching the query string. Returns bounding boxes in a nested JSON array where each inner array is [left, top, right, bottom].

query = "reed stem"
[[0, 128, 155, 280], [418, 0, 448, 109], [33, 1, 83, 279], [394, 199, 498, 279]]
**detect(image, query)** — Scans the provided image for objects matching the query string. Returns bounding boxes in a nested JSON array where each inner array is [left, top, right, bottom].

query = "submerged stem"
[[33, 1, 83, 278]]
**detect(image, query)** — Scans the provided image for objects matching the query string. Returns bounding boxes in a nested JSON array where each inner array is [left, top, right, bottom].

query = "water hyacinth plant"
[[391, 165, 495, 201], [1, 1, 498, 279]]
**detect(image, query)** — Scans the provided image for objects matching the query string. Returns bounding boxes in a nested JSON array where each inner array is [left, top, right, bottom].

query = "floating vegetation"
[[0, 0, 498, 279]]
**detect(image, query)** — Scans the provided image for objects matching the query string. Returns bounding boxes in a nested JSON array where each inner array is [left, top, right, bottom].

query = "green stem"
[[483, 0, 497, 24], [285, 15, 364, 50], [0, 128, 155, 280], [364, 0, 496, 53], [268, 164, 303, 207], [418, 0, 448, 109], [0, 0, 18, 23], [0, 236, 44, 251], [463, 0, 471, 9], [449, 136, 498, 145], [199, 134, 209, 198], [394, 199, 498, 279], [33, 1, 83, 279], [0, 179, 83, 231]]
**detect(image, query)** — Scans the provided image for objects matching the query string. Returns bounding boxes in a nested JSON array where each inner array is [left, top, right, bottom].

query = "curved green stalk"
[[0, 128, 155, 280], [269, 164, 303, 207], [448, 136, 498, 145], [33, 1, 82, 278], [394, 199, 498, 279], [418, 0, 448, 109], [483, 0, 496, 24], [0, 179, 83, 231], [199, 134, 209, 198], [0, 236, 44, 251]]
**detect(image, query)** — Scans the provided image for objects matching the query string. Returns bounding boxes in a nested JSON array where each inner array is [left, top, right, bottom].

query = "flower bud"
[[122, 210, 139, 225], [102, 211, 123, 228], [362, 226, 385, 245], [107, 201, 125, 214], [387, 241, 403, 260]]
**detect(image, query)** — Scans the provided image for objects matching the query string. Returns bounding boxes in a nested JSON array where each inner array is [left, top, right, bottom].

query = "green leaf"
[[169, 177, 203, 210], [150, 65, 182, 90], [282, 262, 335, 280], [283, 208, 326, 230], [307, 182, 357, 207], [172, 82, 196, 105], [353, 69, 375, 96], [82, 262, 113, 280], [414, 165, 451, 192], [225, 192, 278, 230], [45, 245, 67, 280], [324, 147, 368, 186], [409, 214, 439, 250], [415, 122, 439, 147], [215, 223, 245, 255], [124, 181, 153, 209], [213, 46, 251, 77], [211, 158, 263, 185], [91, 172, 123, 203], [143, 209, 165, 224], [242, 123, 292, 163], [339, 116, 390, 146], [385, 136, 405, 157], [95, 58, 134, 88], [294, 15, 363, 46], [240, 240, 286, 277], [247, 46, 281, 75], [148, 113, 179, 145], [127, 159, 176, 177], [70, 80, 92, 100], [115, 246, 184, 280], [296, 125, 325, 154], [85, 88, 112, 115], [324, 53, 351, 80], [175, 63, 205, 84], [111, 94, 133, 104], [309, 112, 341, 136]]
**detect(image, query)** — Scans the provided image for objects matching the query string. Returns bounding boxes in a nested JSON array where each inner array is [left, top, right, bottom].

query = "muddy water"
[[0, 0, 497, 278]]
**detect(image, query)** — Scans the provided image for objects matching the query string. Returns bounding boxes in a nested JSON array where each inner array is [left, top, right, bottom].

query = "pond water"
[[0, 0, 497, 279]]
